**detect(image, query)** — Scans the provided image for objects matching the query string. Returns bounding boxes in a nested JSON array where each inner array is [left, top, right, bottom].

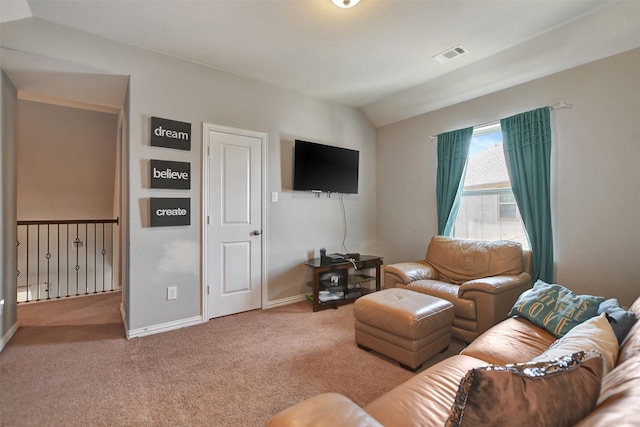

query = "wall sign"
[[150, 116, 191, 151], [150, 160, 191, 189], [150, 198, 191, 227]]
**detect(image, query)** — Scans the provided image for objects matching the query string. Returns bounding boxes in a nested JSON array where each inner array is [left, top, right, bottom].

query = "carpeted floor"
[[0, 292, 465, 426]]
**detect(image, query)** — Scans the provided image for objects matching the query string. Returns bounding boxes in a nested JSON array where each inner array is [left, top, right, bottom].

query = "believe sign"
[[150, 160, 191, 189], [150, 198, 191, 227], [150, 116, 191, 151]]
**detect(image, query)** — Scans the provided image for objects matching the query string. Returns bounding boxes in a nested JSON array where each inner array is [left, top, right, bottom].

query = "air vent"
[[433, 45, 469, 63]]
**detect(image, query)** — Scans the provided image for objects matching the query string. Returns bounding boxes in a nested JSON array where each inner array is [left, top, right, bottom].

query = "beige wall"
[[1, 70, 18, 349], [377, 49, 640, 307], [1, 18, 377, 333], [3, 17, 638, 337], [17, 101, 118, 220]]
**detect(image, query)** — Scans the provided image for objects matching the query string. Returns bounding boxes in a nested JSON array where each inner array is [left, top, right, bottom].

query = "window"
[[453, 123, 529, 249], [499, 193, 518, 220]]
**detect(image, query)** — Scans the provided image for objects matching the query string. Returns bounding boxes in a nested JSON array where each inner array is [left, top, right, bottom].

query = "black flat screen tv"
[[293, 140, 359, 194]]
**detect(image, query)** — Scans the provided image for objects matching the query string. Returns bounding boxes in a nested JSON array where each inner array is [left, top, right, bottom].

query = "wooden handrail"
[[17, 218, 119, 226]]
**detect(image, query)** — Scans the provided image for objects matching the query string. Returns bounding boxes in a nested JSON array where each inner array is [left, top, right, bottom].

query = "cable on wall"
[[339, 193, 350, 254]]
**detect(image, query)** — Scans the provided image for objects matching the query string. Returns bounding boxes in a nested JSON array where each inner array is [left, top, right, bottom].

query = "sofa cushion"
[[266, 393, 384, 427], [424, 236, 523, 284], [532, 313, 619, 375], [575, 296, 640, 426], [617, 296, 640, 365], [461, 317, 556, 365], [365, 355, 485, 427], [398, 280, 476, 321], [445, 350, 603, 427], [508, 280, 604, 338], [597, 298, 638, 345], [576, 351, 640, 426]]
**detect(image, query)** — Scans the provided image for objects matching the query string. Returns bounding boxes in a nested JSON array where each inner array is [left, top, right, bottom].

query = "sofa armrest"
[[266, 393, 383, 427], [458, 273, 532, 296], [384, 261, 438, 288]]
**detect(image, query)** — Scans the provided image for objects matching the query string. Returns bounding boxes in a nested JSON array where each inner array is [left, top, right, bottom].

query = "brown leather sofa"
[[384, 236, 532, 342], [267, 296, 640, 427]]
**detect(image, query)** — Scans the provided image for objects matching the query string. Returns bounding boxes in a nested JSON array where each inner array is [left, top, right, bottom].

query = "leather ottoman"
[[354, 288, 454, 371]]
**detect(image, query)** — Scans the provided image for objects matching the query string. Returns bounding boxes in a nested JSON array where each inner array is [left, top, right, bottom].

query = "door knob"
[[252, 230, 262, 236]]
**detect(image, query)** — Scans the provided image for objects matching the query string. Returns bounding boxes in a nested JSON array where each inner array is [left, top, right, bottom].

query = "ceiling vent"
[[433, 45, 469, 63]]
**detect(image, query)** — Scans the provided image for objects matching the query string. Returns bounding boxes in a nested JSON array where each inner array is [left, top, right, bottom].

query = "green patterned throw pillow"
[[508, 280, 605, 338]]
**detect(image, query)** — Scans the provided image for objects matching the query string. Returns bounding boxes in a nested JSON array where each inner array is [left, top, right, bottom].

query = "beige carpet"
[[1, 292, 465, 426]]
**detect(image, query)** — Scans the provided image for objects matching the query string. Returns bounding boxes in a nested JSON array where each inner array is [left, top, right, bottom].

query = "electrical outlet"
[[0, 299, 4, 316], [271, 191, 278, 203], [167, 286, 177, 300]]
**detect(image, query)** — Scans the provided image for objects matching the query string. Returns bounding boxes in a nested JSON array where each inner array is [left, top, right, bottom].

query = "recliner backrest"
[[425, 236, 524, 284]]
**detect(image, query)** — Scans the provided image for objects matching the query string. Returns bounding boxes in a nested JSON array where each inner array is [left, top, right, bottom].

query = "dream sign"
[[150, 116, 191, 151]]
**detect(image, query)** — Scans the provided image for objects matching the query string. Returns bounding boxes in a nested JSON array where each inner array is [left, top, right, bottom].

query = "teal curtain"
[[501, 108, 553, 283], [436, 127, 473, 236]]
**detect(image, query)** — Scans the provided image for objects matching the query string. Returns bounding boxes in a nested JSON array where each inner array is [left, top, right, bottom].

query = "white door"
[[203, 124, 265, 319]]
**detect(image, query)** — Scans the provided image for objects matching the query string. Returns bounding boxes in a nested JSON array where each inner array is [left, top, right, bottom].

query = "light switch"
[[271, 192, 278, 203]]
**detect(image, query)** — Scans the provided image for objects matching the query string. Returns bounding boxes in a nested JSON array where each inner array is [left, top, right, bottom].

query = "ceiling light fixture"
[[332, 0, 360, 8]]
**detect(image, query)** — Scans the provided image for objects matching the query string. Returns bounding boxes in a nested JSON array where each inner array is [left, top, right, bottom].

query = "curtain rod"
[[429, 101, 572, 141]]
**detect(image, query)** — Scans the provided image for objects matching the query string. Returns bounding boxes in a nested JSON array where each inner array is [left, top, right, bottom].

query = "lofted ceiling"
[[1, 0, 639, 127]]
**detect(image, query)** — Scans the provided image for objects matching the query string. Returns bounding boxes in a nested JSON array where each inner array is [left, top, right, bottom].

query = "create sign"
[[150, 198, 191, 227], [150, 116, 191, 151], [150, 160, 191, 189]]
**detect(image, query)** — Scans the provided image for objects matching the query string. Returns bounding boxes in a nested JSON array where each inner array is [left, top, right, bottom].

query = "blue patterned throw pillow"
[[508, 280, 605, 338]]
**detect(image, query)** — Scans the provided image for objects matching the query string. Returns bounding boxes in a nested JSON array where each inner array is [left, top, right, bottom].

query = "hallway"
[[15, 292, 124, 343]]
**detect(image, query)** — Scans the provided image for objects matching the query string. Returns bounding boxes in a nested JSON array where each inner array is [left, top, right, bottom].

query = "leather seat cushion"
[[398, 280, 476, 321], [266, 393, 384, 427], [461, 317, 556, 365], [365, 355, 486, 427]]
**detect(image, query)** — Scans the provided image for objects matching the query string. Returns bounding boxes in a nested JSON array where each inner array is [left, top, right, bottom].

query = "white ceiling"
[[1, 0, 639, 127]]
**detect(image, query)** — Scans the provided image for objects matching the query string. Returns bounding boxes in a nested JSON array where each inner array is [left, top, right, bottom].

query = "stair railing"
[[16, 218, 119, 303]]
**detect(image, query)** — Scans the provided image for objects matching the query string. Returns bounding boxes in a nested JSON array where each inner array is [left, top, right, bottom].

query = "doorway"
[[14, 101, 122, 303], [0, 49, 128, 339], [202, 123, 267, 319]]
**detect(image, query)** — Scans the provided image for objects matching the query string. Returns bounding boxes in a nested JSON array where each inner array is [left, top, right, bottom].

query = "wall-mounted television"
[[293, 140, 359, 194]]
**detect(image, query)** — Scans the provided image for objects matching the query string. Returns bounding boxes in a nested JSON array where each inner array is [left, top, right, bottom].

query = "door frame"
[[201, 122, 268, 321]]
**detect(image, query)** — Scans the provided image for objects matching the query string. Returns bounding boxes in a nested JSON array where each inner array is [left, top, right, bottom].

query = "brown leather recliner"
[[384, 236, 532, 343]]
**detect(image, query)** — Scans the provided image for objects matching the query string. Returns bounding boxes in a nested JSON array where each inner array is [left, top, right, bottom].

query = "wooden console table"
[[305, 255, 383, 312]]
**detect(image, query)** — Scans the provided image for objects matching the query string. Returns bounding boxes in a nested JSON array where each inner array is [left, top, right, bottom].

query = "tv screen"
[[293, 140, 359, 194]]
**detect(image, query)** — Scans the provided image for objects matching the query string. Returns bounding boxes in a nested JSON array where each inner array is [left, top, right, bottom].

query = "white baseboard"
[[122, 294, 306, 339], [2, 292, 309, 347], [120, 302, 129, 336], [0, 321, 18, 353], [126, 315, 203, 339], [266, 293, 307, 309]]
